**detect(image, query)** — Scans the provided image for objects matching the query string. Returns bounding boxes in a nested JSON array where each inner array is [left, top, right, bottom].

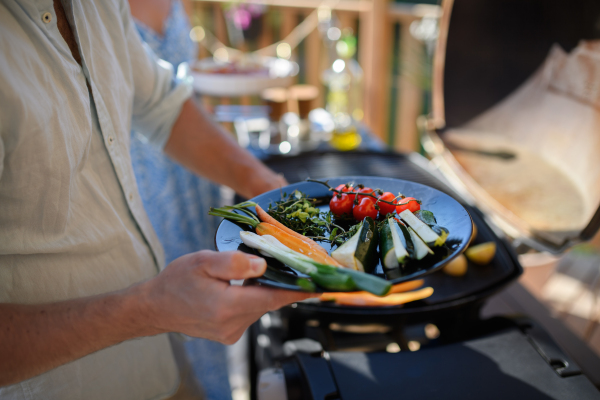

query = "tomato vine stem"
[[305, 178, 420, 207]]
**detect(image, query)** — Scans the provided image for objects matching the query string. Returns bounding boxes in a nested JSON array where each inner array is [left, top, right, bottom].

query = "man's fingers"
[[201, 251, 267, 281], [276, 173, 289, 188], [196, 250, 317, 310]]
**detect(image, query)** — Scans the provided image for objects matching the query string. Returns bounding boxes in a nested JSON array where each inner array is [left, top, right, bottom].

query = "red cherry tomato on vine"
[[335, 183, 356, 202], [396, 197, 421, 214], [353, 197, 378, 221], [377, 192, 398, 215], [330, 193, 353, 216], [356, 187, 376, 203]]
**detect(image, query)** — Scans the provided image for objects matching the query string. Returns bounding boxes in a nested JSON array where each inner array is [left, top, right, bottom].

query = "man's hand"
[[245, 172, 288, 199], [165, 98, 288, 200], [138, 250, 313, 344]]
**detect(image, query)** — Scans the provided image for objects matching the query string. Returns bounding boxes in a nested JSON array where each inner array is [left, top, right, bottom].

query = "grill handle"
[[514, 317, 582, 378]]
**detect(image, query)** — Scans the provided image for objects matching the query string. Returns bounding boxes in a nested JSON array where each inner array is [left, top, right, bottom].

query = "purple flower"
[[225, 3, 266, 31]]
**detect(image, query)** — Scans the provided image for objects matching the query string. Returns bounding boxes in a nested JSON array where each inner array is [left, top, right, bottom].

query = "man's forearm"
[[164, 98, 286, 199], [0, 251, 312, 387], [0, 284, 157, 386]]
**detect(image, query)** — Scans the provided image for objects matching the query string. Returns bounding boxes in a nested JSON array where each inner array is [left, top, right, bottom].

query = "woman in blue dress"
[[128, 0, 232, 398]]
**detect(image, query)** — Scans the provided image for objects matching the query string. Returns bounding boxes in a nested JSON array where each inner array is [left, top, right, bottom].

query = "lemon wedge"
[[443, 254, 468, 277], [465, 242, 496, 265]]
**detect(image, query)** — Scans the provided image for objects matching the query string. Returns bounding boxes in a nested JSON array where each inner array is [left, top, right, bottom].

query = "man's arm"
[[120, 0, 284, 198], [164, 98, 286, 199], [0, 251, 313, 387]]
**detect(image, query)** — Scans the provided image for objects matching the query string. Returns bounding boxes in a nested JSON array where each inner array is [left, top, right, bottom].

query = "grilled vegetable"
[[335, 183, 356, 202], [320, 287, 434, 306], [329, 193, 354, 217], [465, 242, 496, 265], [209, 206, 340, 266], [388, 279, 425, 293], [413, 210, 450, 245], [240, 232, 354, 291], [336, 267, 391, 296], [377, 192, 398, 216], [379, 218, 409, 269], [353, 197, 378, 221], [240, 232, 391, 295], [442, 254, 468, 276], [395, 196, 420, 214], [407, 226, 434, 260], [332, 217, 379, 272], [322, 279, 425, 299], [255, 205, 328, 254], [399, 209, 447, 247]]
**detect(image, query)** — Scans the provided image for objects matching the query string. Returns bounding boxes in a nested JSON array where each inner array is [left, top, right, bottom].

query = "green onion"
[[240, 232, 391, 295], [208, 208, 259, 228]]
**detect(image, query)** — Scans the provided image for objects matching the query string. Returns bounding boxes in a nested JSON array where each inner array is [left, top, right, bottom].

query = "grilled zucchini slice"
[[332, 217, 379, 272], [380, 218, 410, 269], [400, 210, 447, 247]]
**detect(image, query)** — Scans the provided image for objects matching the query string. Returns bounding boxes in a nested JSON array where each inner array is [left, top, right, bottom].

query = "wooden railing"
[[189, 0, 440, 153]]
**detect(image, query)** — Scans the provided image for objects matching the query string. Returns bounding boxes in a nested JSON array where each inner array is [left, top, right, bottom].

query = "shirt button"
[[108, 136, 114, 145], [128, 193, 134, 202], [42, 12, 52, 24]]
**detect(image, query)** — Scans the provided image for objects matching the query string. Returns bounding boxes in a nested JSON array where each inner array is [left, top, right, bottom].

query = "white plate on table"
[[191, 56, 298, 97]]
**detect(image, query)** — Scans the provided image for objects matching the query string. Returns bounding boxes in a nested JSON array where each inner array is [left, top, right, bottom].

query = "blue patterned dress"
[[131, 2, 232, 399]]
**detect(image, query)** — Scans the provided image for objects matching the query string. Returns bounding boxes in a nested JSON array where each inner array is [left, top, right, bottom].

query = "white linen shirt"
[[0, 0, 192, 398]]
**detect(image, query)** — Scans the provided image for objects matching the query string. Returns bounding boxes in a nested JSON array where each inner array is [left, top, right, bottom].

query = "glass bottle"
[[322, 28, 363, 151]]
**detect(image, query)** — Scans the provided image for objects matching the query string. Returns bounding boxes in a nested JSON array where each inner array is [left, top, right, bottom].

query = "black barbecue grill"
[[249, 151, 599, 399], [240, 0, 600, 398]]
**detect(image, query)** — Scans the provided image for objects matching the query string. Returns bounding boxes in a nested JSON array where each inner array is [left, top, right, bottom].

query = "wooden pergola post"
[[394, 13, 424, 153], [359, 0, 392, 142]]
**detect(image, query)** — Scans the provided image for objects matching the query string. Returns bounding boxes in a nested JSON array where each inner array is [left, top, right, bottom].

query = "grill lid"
[[426, 0, 600, 254]]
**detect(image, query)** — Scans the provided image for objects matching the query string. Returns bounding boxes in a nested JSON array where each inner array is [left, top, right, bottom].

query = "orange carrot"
[[321, 280, 424, 298], [255, 205, 329, 255], [389, 279, 425, 294], [255, 222, 342, 266], [320, 287, 434, 306]]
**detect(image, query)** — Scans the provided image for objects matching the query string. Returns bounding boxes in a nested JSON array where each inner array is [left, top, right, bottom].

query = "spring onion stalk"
[[220, 201, 258, 210], [240, 232, 391, 295], [334, 268, 392, 296], [241, 232, 354, 291], [297, 278, 317, 292], [209, 208, 259, 228], [240, 232, 355, 290]]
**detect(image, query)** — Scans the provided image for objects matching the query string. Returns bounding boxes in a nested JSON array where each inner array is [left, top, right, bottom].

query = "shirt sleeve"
[[119, 0, 192, 149]]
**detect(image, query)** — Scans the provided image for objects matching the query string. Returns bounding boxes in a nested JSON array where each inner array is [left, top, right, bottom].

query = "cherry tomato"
[[335, 183, 356, 202], [330, 193, 353, 216], [356, 187, 376, 204], [377, 192, 398, 215], [396, 197, 421, 214], [353, 197, 378, 221]]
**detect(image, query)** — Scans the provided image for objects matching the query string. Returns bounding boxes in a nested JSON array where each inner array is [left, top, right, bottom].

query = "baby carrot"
[[320, 279, 424, 298], [208, 206, 341, 266], [256, 222, 341, 266], [320, 287, 434, 306], [255, 205, 329, 254]]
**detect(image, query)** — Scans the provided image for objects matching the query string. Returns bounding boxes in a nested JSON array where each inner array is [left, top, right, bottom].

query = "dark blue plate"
[[214, 177, 473, 291]]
